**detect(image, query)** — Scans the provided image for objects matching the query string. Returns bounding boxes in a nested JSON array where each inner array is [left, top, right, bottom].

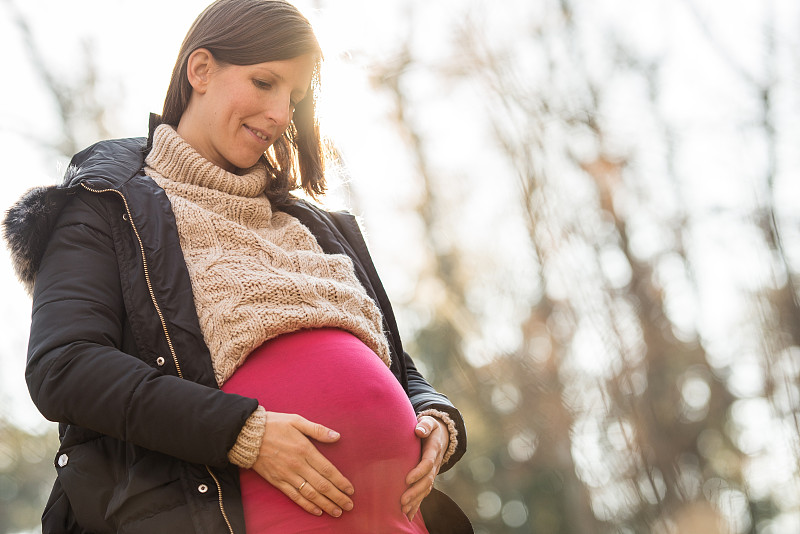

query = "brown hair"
[[162, 0, 324, 204]]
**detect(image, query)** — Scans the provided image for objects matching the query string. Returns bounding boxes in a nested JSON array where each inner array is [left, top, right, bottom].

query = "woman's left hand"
[[401, 415, 449, 521]]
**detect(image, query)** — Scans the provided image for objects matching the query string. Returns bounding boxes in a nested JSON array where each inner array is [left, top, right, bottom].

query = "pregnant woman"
[[3, 0, 470, 532]]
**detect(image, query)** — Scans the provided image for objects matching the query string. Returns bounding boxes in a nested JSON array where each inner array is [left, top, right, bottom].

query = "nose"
[[266, 95, 293, 130]]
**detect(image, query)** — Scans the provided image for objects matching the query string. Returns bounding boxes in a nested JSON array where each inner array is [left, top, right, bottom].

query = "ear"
[[186, 48, 215, 94]]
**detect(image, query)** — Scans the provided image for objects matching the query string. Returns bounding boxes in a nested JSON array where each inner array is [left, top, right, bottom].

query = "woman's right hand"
[[252, 411, 355, 518]]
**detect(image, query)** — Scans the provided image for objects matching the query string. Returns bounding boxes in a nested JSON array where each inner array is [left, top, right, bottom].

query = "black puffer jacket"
[[3, 129, 470, 533]]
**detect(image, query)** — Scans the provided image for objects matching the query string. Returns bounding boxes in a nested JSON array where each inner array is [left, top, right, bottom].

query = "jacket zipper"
[[207, 466, 235, 534], [81, 184, 235, 533], [80, 184, 184, 378]]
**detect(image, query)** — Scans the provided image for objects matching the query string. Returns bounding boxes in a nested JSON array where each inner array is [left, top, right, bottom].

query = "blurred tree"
[[0, 418, 58, 534], [1, 0, 115, 156], [354, 0, 800, 532]]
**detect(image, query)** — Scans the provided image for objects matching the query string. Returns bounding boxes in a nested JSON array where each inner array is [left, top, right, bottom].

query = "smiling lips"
[[245, 125, 271, 145]]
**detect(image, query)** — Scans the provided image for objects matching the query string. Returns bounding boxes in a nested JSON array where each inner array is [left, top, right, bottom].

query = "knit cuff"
[[417, 409, 459, 466], [227, 406, 267, 468]]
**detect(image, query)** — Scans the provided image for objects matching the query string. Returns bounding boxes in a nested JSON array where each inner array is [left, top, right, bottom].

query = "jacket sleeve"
[[26, 192, 256, 467]]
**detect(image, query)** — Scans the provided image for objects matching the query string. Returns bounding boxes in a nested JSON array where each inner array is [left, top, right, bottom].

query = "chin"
[[229, 153, 265, 172]]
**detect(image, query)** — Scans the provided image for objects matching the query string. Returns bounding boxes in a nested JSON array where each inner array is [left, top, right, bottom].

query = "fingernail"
[[346, 487, 355, 496], [344, 501, 353, 511], [313, 508, 322, 516], [332, 508, 342, 517], [329, 430, 340, 439]]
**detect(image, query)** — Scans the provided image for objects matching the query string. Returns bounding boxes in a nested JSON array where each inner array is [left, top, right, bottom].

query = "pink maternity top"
[[222, 328, 429, 534]]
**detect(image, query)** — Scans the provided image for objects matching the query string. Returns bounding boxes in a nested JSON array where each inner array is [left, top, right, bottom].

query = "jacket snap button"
[[198, 484, 209, 494], [156, 357, 165, 366], [57, 454, 69, 467], [122, 213, 129, 221]]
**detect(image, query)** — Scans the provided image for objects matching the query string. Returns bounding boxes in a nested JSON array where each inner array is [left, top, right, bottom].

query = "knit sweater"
[[144, 124, 392, 466]]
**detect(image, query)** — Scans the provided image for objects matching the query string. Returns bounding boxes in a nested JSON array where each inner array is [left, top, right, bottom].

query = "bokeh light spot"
[[469, 456, 495, 483], [502, 499, 529, 528], [508, 430, 538, 462], [476, 491, 502, 520], [491, 383, 521, 414], [680, 371, 711, 422]]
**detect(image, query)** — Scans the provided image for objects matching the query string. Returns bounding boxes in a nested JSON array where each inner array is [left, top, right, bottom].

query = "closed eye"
[[253, 79, 272, 90]]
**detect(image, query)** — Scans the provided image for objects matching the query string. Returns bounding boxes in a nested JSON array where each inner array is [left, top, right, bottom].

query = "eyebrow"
[[258, 68, 285, 83]]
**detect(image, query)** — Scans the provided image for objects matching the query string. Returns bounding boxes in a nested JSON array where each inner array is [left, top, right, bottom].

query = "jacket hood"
[[2, 137, 148, 294]]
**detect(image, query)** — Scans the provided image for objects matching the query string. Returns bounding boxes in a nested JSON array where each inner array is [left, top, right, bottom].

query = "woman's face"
[[178, 51, 316, 172]]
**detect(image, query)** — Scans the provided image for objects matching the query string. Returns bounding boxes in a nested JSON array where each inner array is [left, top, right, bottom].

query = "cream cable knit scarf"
[[145, 125, 391, 386]]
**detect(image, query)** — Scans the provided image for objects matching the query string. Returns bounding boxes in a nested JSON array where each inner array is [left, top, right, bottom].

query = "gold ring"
[[298, 480, 307, 492]]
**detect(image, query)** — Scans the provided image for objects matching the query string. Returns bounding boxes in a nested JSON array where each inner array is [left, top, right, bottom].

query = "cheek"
[[230, 89, 261, 114], [212, 90, 247, 122]]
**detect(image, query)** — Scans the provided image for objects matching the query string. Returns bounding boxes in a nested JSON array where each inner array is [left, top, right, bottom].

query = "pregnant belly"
[[221, 328, 428, 534]]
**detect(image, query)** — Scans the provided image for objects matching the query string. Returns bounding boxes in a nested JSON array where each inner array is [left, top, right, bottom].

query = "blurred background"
[[1, 0, 799, 532]]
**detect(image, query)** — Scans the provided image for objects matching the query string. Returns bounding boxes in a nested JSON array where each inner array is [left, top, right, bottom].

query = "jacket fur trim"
[[4, 185, 56, 294]]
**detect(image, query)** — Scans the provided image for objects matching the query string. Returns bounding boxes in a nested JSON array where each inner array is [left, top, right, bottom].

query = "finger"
[[405, 455, 436, 486], [301, 465, 354, 514], [408, 501, 422, 522], [402, 468, 436, 506], [402, 458, 437, 506], [306, 448, 355, 498], [401, 475, 436, 520], [277, 480, 323, 517], [297, 478, 348, 518], [406, 434, 442, 486], [294, 415, 342, 443]]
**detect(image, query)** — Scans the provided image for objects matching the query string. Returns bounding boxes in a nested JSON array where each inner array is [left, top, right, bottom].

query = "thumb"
[[415, 415, 435, 437]]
